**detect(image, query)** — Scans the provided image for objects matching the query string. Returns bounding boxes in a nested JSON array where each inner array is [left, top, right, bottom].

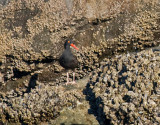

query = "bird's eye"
[[68, 41, 70, 43]]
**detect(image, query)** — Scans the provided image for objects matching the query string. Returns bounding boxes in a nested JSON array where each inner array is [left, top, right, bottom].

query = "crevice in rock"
[[83, 82, 111, 125], [22, 57, 56, 65], [123, 95, 131, 103], [24, 73, 38, 94], [12, 68, 31, 79], [152, 82, 157, 94]]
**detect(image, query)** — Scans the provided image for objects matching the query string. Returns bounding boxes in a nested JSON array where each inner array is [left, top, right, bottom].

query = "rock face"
[[86, 48, 160, 125], [0, 0, 160, 124], [0, 0, 159, 84]]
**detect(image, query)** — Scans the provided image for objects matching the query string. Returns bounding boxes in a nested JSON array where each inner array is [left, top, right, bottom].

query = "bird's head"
[[64, 40, 79, 51]]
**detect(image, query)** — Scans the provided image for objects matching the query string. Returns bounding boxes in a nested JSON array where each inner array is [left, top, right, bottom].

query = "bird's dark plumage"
[[59, 40, 79, 70]]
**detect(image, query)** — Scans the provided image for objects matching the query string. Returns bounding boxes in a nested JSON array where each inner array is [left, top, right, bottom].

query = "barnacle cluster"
[[88, 49, 160, 124]]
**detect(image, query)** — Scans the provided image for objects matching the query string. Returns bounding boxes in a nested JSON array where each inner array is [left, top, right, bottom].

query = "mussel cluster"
[[88, 48, 160, 124]]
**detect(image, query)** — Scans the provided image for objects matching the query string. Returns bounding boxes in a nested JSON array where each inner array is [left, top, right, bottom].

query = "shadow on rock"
[[83, 80, 111, 125], [25, 73, 38, 93]]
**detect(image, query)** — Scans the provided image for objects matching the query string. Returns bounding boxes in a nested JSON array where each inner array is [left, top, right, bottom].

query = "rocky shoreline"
[[0, 0, 160, 124], [1, 47, 159, 125]]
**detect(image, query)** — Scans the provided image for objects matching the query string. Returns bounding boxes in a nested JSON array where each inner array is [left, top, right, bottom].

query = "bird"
[[59, 40, 79, 85]]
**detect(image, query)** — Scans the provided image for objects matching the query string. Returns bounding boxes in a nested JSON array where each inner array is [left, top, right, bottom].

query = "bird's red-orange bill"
[[70, 43, 79, 51]]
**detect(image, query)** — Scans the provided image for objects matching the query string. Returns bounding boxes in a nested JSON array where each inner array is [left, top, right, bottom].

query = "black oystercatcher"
[[59, 40, 79, 85]]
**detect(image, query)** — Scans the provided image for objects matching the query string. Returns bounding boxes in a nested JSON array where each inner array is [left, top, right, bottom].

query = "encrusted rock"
[[88, 49, 160, 124]]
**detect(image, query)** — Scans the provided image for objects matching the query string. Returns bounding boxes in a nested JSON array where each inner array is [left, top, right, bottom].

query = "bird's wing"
[[71, 56, 78, 67], [65, 55, 78, 69]]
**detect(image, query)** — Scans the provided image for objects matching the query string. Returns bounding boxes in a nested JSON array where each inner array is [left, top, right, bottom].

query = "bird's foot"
[[71, 81, 79, 87], [72, 81, 76, 84], [65, 81, 78, 86], [65, 82, 72, 85]]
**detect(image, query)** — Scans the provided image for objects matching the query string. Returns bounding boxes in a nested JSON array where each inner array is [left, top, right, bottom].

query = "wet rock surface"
[[0, 0, 160, 124], [86, 48, 160, 125]]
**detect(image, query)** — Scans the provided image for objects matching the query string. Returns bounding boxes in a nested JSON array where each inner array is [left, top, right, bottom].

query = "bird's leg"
[[66, 72, 69, 85], [72, 72, 79, 87], [65, 71, 78, 86], [72, 72, 76, 84]]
